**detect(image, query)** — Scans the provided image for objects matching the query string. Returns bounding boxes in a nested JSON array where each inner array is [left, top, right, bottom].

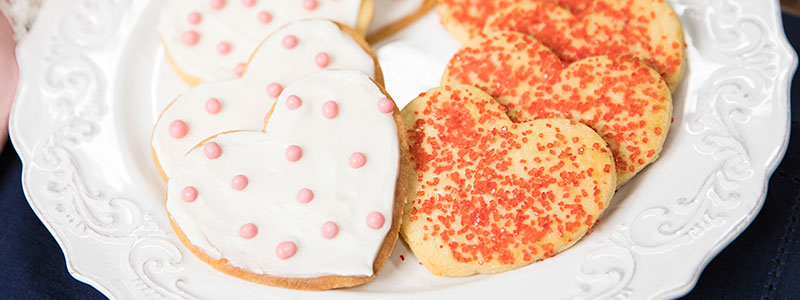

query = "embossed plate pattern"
[[9, 0, 798, 299]]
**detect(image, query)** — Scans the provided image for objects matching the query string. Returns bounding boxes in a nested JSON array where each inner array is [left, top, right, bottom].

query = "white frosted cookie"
[[152, 19, 381, 181], [158, 0, 372, 85], [167, 70, 408, 290]]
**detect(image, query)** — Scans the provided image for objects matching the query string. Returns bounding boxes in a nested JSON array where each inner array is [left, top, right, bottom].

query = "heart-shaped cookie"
[[484, 0, 685, 90], [152, 19, 381, 180], [167, 70, 408, 290], [401, 85, 615, 276], [442, 31, 672, 186], [158, 0, 372, 85]]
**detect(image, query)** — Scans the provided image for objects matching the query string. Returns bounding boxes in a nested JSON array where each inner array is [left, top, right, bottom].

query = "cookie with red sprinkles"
[[442, 31, 672, 187], [483, 0, 686, 90], [400, 85, 616, 276], [437, 0, 516, 42]]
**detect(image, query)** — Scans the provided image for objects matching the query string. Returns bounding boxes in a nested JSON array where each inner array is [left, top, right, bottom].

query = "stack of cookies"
[[400, 0, 685, 276], [151, 0, 436, 290], [151, 0, 687, 291]]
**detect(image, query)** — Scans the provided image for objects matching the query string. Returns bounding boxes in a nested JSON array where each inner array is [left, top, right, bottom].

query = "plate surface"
[[9, 0, 797, 299]]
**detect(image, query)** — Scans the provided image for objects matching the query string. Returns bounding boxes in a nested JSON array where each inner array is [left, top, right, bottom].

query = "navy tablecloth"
[[0, 14, 798, 300]]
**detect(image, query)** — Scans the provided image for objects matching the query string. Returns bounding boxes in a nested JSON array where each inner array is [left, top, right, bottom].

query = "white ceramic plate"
[[9, 0, 797, 299]]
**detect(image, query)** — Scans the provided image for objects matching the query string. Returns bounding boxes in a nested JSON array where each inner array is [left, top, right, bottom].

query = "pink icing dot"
[[257, 11, 272, 24], [322, 101, 339, 119], [217, 41, 232, 55], [182, 31, 199, 46], [239, 223, 258, 239], [266, 82, 283, 98], [315, 52, 329, 68], [286, 95, 302, 110], [241, 0, 255, 7], [181, 187, 198, 202], [285, 145, 303, 162], [378, 98, 394, 114], [205, 97, 221, 114], [204, 142, 222, 159], [282, 35, 298, 49], [349, 152, 366, 169], [187, 12, 202, 24], [297, 188, 314, 204], [302, 0, 318, 10], [169, 120, 188, 139], [367, 212, 385, 229], [276, 241, 297, 260], [231, 175, 249, 190], [210, 0, 226, 10], [321, 222, 339, 239], [234, 63, 246, 77]]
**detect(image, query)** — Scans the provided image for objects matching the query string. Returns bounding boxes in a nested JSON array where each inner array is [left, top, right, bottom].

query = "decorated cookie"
[[484, 0, 685, 90], [167, 70, 408, 290], [442, 31, 672, 187], [152, 19, 382, 181], [158, 0, 373, 85], [400, 85, 616, 276], [436, 0, 514, 42], [366, 0, 437, 43]]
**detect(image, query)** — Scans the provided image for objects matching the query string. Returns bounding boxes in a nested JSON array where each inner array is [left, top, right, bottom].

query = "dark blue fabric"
[[0, 143, 105, 299], [0, 12, 798, 300]]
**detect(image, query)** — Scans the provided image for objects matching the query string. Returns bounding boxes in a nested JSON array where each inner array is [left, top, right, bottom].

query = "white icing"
[[152, 19, 376, 179], [167, 70, 399, 278], [368, 0, 427, 36], [157, 0, 364, 82]]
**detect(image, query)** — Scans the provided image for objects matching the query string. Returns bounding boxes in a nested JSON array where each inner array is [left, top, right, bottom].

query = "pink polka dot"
[[322, 101, 339, 119], [181, 187, 198, 202], [187, 12, 202, 24], [169, 120, 188, 139], [239, 223, 258, 239], [267, 82, 283, 98], [315, 52, 329, 68], [349, 152, 366, 169], [297, 188, 314, 204], [282, 35, 298, 49], [204, 142, 222, 159], [276, 241, 297, 260], [231, 175, 249, 190], [286, 95, 302, 110], [321, 222, 339, 239], [302, 0, 318, 10], [378, 98, 394, 114], [367, 212, 385, 229], [205, 97, 221, 114], [241, 0, 255, 7], [234, 63, 246, 77], [182, 31, 199, 46], [217, 41, 231, 54], [257, 11, 272, 24], [210, 0, 226, 10], [285, 145, 303, 162]]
